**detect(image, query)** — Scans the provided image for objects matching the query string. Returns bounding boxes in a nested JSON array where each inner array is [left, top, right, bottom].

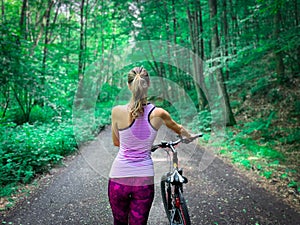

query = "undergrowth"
[[188, 80, 300, 196], [0, 100, 112, 207], [0, 120, 77, 198], [191, 119, 300, 194]]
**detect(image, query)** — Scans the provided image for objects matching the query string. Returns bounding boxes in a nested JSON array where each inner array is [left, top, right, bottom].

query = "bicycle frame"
[[152, 134, 202, 225], [165, 144, 187, 189], [163, 144, 189, 225]]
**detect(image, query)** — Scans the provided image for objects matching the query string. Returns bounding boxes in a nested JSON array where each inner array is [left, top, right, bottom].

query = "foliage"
[[189, 110, 212, 133], [0, 120, 75, 194]]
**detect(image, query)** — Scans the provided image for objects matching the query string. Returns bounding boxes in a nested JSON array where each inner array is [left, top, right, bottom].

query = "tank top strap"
[[144, 103, 155, 119]]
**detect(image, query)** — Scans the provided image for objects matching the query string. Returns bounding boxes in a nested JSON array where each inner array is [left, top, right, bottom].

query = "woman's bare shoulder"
[[112, 104, 128, 115], [152, 107, 169, 118], [112, 104, 128, 111]]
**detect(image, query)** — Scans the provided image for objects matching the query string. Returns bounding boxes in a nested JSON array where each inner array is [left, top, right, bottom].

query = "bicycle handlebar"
[[151, 133, 203, 152]]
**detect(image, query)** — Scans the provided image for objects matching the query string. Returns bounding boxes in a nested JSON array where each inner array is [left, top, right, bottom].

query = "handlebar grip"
[[182, 133, 203, 143], [196, 133, 203, 137]]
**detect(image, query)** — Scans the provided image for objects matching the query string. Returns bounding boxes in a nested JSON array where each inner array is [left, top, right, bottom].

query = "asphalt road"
[[1, 126, 300, 225]]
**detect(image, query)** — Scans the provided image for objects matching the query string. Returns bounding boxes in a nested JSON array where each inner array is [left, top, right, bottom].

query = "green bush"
[[6, 108, 27, 125], [0, 120, 77, 196], [267, 88, 283, 103], [234, 137, 285, 160], [250, 77, 269, 96], [29, 105, 56, 124], [293, 100, 300, 116], [98, 83, 120, 102], [0, 98, 113, 198], [3, 105, 56, 125], [279, 128, 300, 145], [190, 110, 212, 132], [242, 111, 276, 141]]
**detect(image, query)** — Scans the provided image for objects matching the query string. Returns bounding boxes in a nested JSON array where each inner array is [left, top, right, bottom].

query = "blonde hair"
[[128, 67, 150, 120]]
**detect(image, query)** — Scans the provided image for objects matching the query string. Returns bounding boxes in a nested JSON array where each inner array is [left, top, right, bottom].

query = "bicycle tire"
[[160, 176, 171, 222], [178, 190, 191, 225]]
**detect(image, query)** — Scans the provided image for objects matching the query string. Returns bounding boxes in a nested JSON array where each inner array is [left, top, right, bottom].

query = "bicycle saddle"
[[167, 170, 188, 184]]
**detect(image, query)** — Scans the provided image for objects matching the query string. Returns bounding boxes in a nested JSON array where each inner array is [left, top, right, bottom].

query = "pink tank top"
[[109, 103, 158, 178]]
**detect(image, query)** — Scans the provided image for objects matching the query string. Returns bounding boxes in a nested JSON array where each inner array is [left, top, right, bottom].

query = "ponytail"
[[128, 67, 150, 120]]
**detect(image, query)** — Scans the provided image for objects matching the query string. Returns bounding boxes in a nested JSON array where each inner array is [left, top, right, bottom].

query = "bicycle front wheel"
[[178, 192, 191, 225], [160, 175, 171, 222], [171, 190, 191, 225]]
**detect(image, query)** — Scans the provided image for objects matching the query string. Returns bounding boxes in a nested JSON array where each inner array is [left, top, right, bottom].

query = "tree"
[[78, 0, 86, 81], [185, 0, 208, 110], [208, 0, 236, 126], [273, 1, 285, 81]]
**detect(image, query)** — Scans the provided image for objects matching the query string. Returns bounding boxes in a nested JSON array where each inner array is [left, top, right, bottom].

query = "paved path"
[[1, 126, 300, 225]]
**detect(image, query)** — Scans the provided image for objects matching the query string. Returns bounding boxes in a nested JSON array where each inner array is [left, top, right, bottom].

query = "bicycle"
[[151, 133, 202, 225]]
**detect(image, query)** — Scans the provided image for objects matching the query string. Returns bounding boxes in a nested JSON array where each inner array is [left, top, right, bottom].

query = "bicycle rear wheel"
[[160, 176, 171, 222]]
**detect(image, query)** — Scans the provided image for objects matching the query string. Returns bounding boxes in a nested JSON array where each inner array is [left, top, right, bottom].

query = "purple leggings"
[[108, 177, 155, 225]]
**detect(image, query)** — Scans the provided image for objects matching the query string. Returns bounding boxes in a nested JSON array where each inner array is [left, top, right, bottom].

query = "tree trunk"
[[66, 3, 72, 76], [49, 1, 60, 42], [163, 0, 173, 81], [294, 0, 300, 71], [197, 0, 204, 60], [42, 0, 55, 67], [1, 89, 9, 118], [186, 0, 208, 110], [273, 4, 285, 81], [209, 0, 236, 126], [222, 0, 229, 81], [171, 0, 181, 84], [84, 0, 89, 71], [20, 0, 28, 36], [40, 0, 57, 106], [144, 33, 169, 100], [78, 0, 85, 81], [30, 0, 55, 55], [196, 0, 208, 110], [1, 0, 4, 22], [15, 0, 34, 123], [99, 0, 104, 63], [229, 0, 238, 55]]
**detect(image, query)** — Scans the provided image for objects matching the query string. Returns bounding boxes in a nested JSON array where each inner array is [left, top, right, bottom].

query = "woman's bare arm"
[[155, 108, 191, 138], [111, 107, 120, 147]]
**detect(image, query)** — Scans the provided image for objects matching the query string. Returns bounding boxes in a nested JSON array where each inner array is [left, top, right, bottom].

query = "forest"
[[0, 0, 299, 211]]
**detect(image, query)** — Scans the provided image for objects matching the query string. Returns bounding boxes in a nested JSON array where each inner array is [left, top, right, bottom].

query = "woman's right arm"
[[111, 107, 120, 147]]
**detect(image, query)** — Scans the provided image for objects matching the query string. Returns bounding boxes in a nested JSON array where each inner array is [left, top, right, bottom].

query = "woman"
[[108, 67, 192, 225]]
